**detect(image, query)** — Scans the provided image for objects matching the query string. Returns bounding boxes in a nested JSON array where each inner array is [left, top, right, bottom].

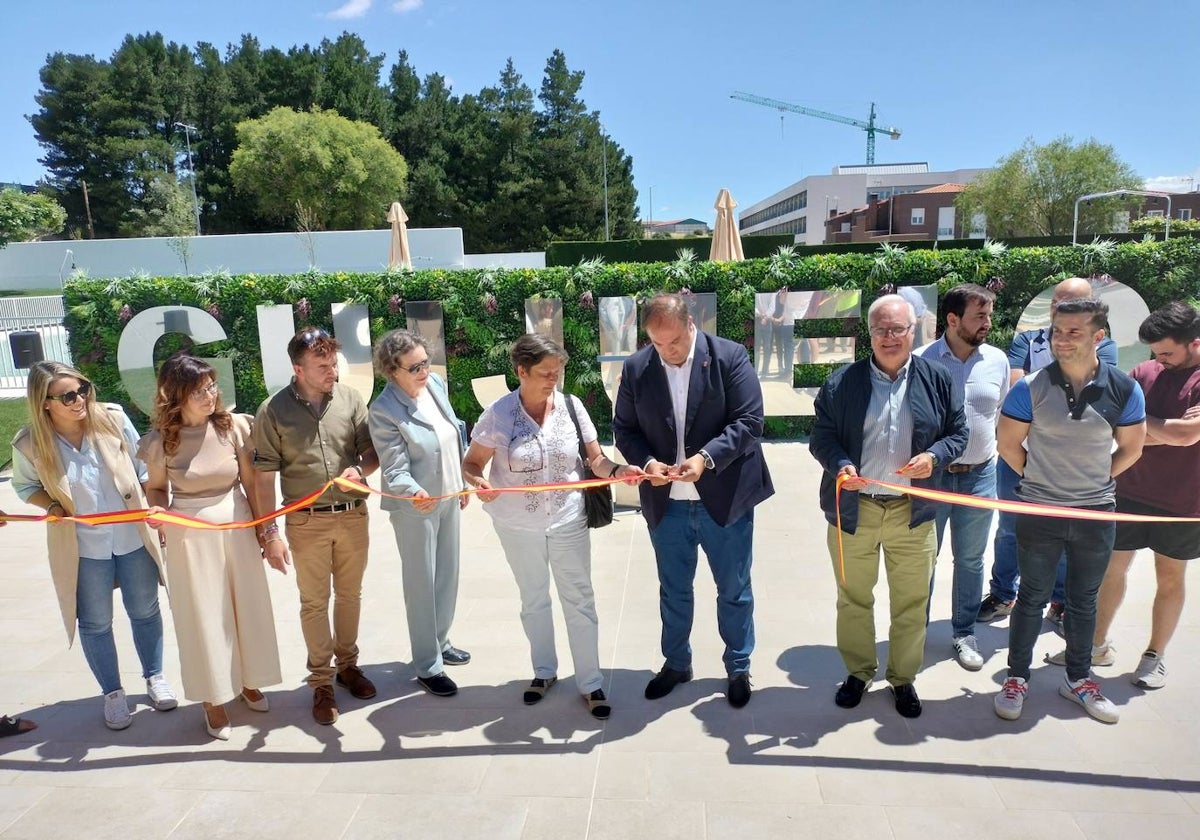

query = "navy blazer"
[[612, 330, 774, 529], [809, 354, 967, 534]]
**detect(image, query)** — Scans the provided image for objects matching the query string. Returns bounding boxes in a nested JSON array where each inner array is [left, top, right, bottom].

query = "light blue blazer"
[[368, 373, 467, 513]]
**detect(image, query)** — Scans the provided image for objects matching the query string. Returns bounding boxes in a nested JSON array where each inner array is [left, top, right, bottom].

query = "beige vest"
[[12, 404, 165, 646]]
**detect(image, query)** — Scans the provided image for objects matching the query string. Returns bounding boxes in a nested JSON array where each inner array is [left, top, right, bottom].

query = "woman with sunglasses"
[[138, 354, 282, 740], [462, 334, 643, 719], [368, 330, 471, 697], [11, 361, 177, 731]]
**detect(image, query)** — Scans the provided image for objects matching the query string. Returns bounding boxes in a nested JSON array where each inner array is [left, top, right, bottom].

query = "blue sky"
[[3, 0, 1199, 227]]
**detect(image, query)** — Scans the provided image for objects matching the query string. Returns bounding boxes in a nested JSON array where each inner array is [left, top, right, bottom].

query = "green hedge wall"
[[64, 238, 1200, 439], [545, 234, 795, 265]]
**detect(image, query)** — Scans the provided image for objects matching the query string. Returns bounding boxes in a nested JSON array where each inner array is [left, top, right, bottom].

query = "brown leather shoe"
[[336, 666, 377, 700], [313, 685, 339, 725]]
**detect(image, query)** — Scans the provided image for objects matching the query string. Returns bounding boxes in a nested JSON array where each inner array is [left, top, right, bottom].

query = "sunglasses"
[[403, 359, 431, 375], [46, 381, 93, 406], [299, 328, 331, 346]]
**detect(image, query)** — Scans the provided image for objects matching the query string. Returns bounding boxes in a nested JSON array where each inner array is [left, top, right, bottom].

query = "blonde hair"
[[23, 361, 125, 481]]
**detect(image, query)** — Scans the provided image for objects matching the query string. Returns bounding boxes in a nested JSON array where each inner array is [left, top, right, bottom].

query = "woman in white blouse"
[[463, 334, 643, 719], [369, 330, 472, 698]]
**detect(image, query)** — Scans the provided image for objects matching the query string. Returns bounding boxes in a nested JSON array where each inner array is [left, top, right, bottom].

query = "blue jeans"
[[931, 460, 997, 638], [648, 501, 755, 675], [1007, 510, 1115, 683], [990, 459, 1066, 604], [76, 546, 165, 695]]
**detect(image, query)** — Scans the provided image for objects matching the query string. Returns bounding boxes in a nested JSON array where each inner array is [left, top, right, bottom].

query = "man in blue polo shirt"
[[979, 276, 1119, 631], [994, 298, 1145, 724]]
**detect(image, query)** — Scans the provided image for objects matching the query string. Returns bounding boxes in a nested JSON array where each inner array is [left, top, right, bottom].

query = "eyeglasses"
[[403, 359, 431, 375], [508, 432, 546, 474], [191, 382, 220, 401], [869, 325, 915, 339], [46, 381, 92, 406]]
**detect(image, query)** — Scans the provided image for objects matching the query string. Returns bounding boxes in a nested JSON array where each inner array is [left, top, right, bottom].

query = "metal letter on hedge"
[[256, 304, 297, 396], [116, 306, 235, 415], [331, 303, 374, 405]]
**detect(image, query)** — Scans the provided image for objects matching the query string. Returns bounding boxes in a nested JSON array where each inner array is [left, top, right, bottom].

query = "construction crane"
[[730, 91, 901, 165]]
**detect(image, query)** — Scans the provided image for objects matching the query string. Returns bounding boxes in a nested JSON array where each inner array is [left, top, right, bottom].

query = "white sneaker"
[[104, 689, 132, 730], [1044, 641, 1115, 667], [1132, 651, 1167, 689], [952, 635, 985, 671], [146, 674, 178, 711], [994, 677, 1027, 720], [1059, 676, 1120, 723]]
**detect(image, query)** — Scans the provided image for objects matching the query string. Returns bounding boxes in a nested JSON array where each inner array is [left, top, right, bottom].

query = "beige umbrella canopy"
[[387, 201, 412, 269], [709, 188, 745, 262]]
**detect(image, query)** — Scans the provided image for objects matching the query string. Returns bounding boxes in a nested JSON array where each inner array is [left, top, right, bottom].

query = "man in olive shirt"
[[254, 327, 380, 725]]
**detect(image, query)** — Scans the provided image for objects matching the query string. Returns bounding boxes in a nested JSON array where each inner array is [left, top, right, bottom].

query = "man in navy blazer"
[[810, 294, 967, 718], [613, 293, 774, 708]]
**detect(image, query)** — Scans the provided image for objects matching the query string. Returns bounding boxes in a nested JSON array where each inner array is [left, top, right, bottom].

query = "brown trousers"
[[285, 505, 370, 687]]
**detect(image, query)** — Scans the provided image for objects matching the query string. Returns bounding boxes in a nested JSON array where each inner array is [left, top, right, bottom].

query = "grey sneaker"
[[1044, 641, 1115, 667], [952, 636, 985, 671], [1132, 651, 1167, 689], [1059, 676, 1119, 723], [994, 677, 1027, 720], [977, 594, 1014, 622], [146, 674, 178, 711], [104, 689, 132, 730]]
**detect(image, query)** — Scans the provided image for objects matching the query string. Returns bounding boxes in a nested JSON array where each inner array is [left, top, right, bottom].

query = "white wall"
[[0, 228, 469, 289], [463, 251, 545, 269]]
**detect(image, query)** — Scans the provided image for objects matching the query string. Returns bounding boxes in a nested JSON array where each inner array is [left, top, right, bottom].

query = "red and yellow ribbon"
[[0, 475, 635, 531], [832, 473, 1200, 584]]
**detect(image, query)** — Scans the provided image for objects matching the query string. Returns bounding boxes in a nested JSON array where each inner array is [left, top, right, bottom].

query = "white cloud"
[[328, 0, 372, 18], [392, 0, 423, 12], [1144, 171, 1199, 193]]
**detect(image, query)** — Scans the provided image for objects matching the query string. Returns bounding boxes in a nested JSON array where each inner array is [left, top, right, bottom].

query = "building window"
[[1146, 209, 1164, 218], [840, 222, 851, 233], [1181, 209, 1192, 221], [911, 208, 925, 226]]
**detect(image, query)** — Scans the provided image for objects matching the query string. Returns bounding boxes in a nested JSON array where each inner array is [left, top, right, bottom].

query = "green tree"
[[958, 136, 1142, 238], [229, 106, 407, 230], [0, 189, 68, 247], [121, 172, 195, 237]]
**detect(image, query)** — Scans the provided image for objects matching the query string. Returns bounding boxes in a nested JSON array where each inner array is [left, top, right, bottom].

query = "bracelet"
[[47, 501, 65, 517], [261, 536, 283, 547], [608, 463, 621, 478]]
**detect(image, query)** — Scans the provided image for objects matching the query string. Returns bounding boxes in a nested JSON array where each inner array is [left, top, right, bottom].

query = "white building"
[[739, 162, 989, 245]]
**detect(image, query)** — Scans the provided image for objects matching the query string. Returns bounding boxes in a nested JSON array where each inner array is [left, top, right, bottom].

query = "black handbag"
[[564, 394, 614, 528]]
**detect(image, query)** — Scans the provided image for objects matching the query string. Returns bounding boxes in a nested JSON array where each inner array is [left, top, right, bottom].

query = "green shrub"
[[64, 239, 1200, 439]]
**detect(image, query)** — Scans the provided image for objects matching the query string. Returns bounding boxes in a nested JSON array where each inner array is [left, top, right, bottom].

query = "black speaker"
[[9, 331, 45, 368]]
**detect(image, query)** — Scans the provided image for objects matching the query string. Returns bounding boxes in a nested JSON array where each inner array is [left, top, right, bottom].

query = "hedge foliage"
[[64, 238, 1200, 438], [546, 234, 794, 265]]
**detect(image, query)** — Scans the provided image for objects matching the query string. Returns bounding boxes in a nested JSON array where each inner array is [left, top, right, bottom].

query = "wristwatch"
[[699, 449, 715, 471], [926, 451, 940, 468]]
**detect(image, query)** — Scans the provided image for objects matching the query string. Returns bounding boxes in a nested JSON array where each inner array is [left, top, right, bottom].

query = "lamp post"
[[601, 125, 610, 241], [173, 122, 202, 236], [1073, 189, 1171, 244]]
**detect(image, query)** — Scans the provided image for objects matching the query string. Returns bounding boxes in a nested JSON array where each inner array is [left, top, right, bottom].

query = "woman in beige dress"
[[141, 353, 282, 740]]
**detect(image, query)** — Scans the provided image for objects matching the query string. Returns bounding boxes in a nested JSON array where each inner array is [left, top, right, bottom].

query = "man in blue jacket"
[[613, 293, 774, 708], [810, 294, 967, 718]]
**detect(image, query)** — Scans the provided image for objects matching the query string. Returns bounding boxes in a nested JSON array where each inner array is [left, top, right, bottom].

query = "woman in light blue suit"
[[368, 330, 471, 698]]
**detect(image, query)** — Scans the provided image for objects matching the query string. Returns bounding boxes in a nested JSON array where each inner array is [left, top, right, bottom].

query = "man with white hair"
[[810, 294, 967, 718]]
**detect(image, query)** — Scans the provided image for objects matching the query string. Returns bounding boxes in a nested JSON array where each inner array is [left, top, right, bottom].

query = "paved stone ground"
[[1, 441, 1198, 839]]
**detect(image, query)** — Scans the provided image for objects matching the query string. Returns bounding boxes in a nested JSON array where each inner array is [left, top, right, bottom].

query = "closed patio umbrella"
[[709, 188, 745, 262], [387, 201, 412, 269]]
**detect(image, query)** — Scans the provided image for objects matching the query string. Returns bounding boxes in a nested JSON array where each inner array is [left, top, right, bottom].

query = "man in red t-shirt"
[[1065, 303, 1200, 689]]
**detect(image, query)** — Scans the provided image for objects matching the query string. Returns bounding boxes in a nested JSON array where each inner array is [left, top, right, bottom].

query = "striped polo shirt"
[[1001, 361, 1144, 508]]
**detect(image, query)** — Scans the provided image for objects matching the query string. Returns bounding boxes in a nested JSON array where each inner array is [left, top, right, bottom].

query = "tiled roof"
[[915, 183, 966, 194]]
